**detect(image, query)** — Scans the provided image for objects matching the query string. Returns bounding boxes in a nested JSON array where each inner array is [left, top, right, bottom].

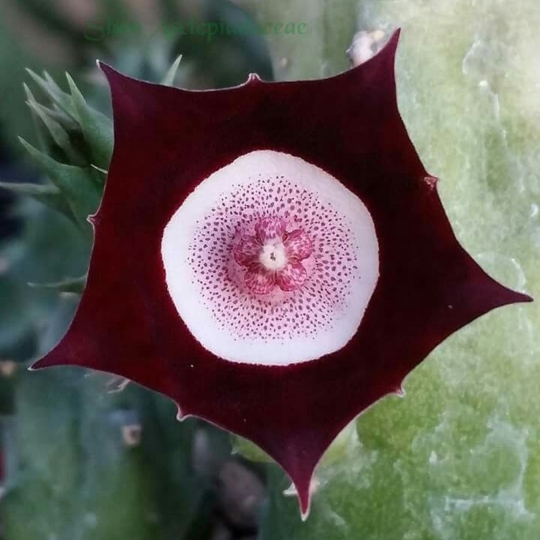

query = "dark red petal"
[[31, 30, 532, 516]]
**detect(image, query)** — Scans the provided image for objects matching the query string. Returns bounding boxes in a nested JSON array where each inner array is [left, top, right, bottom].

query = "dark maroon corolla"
[[31, 31, 532, 517]]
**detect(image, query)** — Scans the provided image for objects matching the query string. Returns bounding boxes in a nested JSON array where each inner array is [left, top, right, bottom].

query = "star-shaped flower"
[[31, 31, 531, 517]]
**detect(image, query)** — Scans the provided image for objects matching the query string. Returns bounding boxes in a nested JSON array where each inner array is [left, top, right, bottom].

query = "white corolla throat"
[[161, 150, 379, 366]]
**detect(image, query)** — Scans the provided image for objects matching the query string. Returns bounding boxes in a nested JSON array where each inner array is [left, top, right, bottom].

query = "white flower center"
[[259, 242, 287, 271], [161, 150, 380, 366]]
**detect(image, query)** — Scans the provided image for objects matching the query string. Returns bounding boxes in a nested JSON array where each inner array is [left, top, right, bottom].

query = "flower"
[[31, 30, 532, 517]]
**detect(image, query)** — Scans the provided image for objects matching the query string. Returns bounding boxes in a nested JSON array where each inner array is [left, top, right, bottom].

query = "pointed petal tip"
[[290, 474, 314, 519], [346, 27, 402, 81], [516, 291, 534, 303], [96, 60, 110, 73], [97, 61, 123, 83], [298, 483, 312, 520], [498, 285, 533, 307], [516, 292, 534, 304], [381, 27, 401, 61], [29, 348, 66, 371], [29, 358, 47, 371], [283, 479, 312, 519]]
